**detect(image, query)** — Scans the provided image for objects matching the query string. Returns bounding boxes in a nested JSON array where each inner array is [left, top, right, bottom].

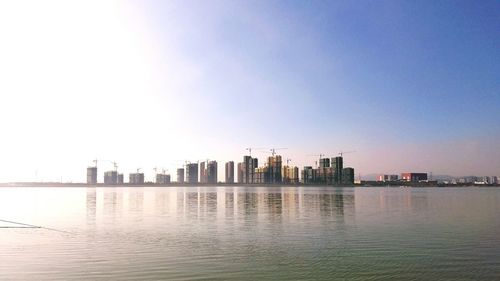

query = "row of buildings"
[[86, 154, 355, 185], [377, 173, 428, 182]]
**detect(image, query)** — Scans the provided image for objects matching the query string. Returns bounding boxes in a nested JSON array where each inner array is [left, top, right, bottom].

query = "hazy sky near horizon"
[[0, 0, 499, 182]]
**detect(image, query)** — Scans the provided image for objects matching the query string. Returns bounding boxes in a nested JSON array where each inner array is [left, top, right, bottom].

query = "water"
[[1, 186, 499, 280]]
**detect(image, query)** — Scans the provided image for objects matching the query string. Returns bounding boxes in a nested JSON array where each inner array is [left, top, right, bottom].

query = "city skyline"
[[0, 0, 499, 182]]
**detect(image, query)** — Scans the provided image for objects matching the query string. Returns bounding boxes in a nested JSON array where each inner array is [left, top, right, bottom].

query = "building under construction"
[[129, 172, 144, 184], [238, 156, 258, 183], [301, 156, 354, 185], [87, 167, 97, 184], [282, 165, 299, 184], [104, 171, 118, 185], [186, 163, 198, 183], [177, 168, 185, 183], [225, 161, 234, 183], [156, 173, 171, 184], [206, 161, 218, 184]]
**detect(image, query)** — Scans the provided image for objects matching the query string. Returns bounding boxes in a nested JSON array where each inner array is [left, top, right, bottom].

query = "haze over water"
[[1, 186, 499, 280]]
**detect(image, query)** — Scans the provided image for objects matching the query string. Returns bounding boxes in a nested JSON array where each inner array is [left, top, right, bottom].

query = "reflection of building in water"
[[301, 192, 355, 218], [199, 191, 217, 214], [128, 189, 144, 213], [225, 191, 235, 217], [86, 189, 97, 223], [103, 190, 122, 217]]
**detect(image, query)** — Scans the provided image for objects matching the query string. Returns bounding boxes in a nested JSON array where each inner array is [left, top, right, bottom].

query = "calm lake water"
[[1, 186, 499, 280]]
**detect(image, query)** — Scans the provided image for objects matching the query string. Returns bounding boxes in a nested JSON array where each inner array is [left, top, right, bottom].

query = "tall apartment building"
[[177, 168, 185, 183], [186, 163, 198, 183], [331, 156, 343, 184], [342, 168, 355, 185], [225, 161, 234, 183], [238, 156, 258, 183], [267, 155, 282, 184], [282, 165, 299, 184], [156, 173, 171, 184], [237, 163, 243, 183], [199, 161, 207, 183], [129, 173, 144, 184], [301, 166, 316, 184], [117, 173, 124, 184], [104, 170, 118, 185], [87, 167, 97, 184], [206, 161, 218, 184]]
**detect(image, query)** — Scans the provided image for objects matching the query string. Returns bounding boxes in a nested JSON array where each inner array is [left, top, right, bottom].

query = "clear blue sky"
[[0, 0, 499, 181]]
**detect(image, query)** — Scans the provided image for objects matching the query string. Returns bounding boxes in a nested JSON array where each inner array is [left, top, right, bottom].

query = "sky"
[[0, 0, 499, 182]]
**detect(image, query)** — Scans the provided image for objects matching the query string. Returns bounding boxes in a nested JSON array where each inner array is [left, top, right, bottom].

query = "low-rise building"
[[401, 173, 428, 182]]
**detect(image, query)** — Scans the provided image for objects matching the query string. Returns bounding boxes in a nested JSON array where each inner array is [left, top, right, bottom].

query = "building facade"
[[377, 175, 399, 182], [104, 170, 118, 185], [342, 168, 355, 185], [401, 173, 428, 182], [207, 161, 218, 184], [87, 167, 97, 184], [225, 161, 234, 184], [186, 163, 198, 183], [129, 173, 145, 184], [177, 168, 185, 183], [238, 156, 258, 183]]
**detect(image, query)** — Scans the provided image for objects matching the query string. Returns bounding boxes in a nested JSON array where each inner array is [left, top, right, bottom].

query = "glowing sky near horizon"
[[0, 0, 499, 182]]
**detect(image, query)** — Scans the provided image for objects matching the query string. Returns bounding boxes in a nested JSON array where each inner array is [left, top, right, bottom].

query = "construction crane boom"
[[338, 151, 356, 157], [270, 147, 288, 156], [246, 147, 265, 157]]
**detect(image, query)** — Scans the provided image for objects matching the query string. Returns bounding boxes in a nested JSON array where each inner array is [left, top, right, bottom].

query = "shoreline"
[[0, 182, 498, 188]]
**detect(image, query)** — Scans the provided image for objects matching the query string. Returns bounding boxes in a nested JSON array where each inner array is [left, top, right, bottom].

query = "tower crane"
[[270, 148, 288, 156], [246, 147, 265, 157], [307, 154, 325, 168], [338, 151, 356, 157]]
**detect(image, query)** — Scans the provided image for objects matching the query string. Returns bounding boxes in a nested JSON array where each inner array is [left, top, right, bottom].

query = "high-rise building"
[[267, 155, 282, 184], [207, 161, 218, 184], [237, 163, 243, 183], [177, 168, 185, 183], [104, 171, 118, 185], [87, 167, 97, 184], [342, 168, 355, 185], [117, 174, 124, 184], [401, 173, 428, 182], [331, 156, 343, 184], [186, 163, 198, 183], [301, 166, 316, 184], [491, 176, 498, 185], [225, 161, 234, 183], [282, 166, 299, 184], [129, 173, 145, 184], [156, 173, 171, 184], [319, 158, 330, 168], [199, 161, 207, 183], [239, 156, 258, 183]]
